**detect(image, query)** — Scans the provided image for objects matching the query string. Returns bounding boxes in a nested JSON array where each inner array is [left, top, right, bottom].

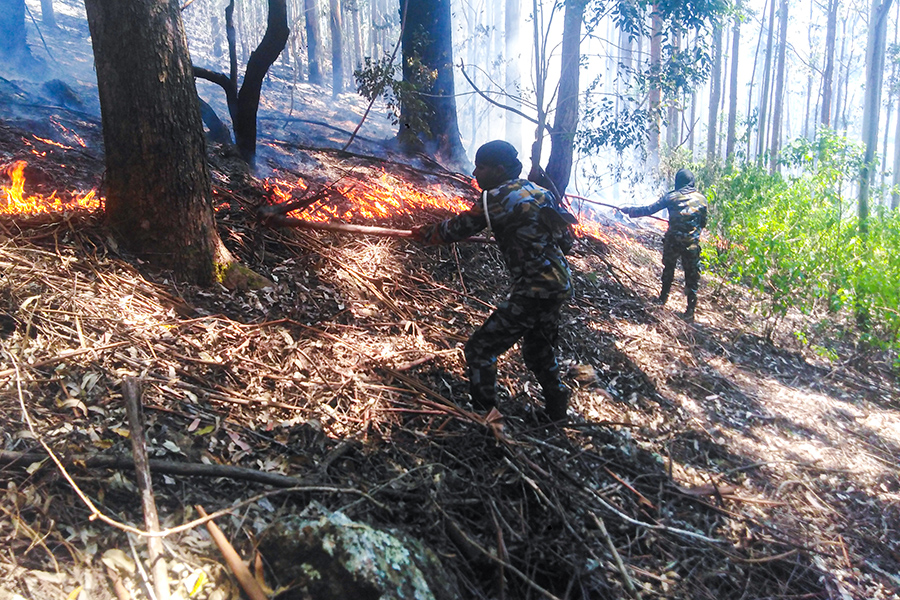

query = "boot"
[[656, 280, 671, 305], [543, 383, 570, 423], [683, 292, 697, 322]]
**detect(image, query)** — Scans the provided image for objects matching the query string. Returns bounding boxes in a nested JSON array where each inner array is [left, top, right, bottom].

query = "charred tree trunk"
[[545, 0, 587, 194], [305, 0, 324, 84], [193, 0, 289, 167], [329, 0, 344, 95], [83, 0, 230, 285], [399, 0, 467, 169]]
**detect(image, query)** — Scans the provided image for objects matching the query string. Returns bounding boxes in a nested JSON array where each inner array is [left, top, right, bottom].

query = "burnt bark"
[[193, 0, 289, 167], [83, 0, 229, 285], [545, 0, 587, 194], [399, 0, 467, 169]]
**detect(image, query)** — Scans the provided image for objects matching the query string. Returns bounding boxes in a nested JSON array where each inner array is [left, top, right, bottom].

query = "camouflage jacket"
[[418, 179, 573, 300], [631, 187, 708, 243]]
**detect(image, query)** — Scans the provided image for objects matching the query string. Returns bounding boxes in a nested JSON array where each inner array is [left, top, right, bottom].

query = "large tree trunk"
[[505, 0, 522, 150], [304, 0, 324, 84], [768, 0, 788, 173], [329, 0, 343, 95], [0, 0, 30, 69], [821, 0, 839, 127], [544, 0, 587, 194], [83, 0, 230, 285], [858, 0, 894, 237], [725, 5, 741, 166], [399, 0, 467, 169], [706, 24, 722, 166]]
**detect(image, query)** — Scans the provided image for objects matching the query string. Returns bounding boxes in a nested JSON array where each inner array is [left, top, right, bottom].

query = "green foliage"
[[707, 129, 900, 353], [353, 53, 435, 138]]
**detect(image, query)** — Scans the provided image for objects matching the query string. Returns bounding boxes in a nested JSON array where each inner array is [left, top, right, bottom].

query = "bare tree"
[[305, 0, 324, 84], [725, 3, 741, 166], [706, 23, 723, 165], [193, 0, 289, 167], [330, 0, 344, 95], [822, 0, 839, 127], [756, 0, 776, 165], [505, 0, 522, 150]]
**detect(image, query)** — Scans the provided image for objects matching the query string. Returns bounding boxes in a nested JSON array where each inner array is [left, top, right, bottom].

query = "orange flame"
[[1, 161, 100, 215]]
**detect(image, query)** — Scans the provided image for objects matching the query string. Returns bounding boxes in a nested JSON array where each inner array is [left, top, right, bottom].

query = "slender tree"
[[756, 0, 776, 165], [648, 4, 662, 165], [83, 0, 234, 285], [305, 0, 324, 84], [0, 0, 31, 70], [545, 0, 588, 193], [769, 0, 788, 173], [40, 0, 57, 29], [706, 23, 723, 165], [193, 0, 289, 167], [329, 0, 344, 95], [858, 0, 895, 236], [822, 0, 839, 127], [505, 0, 522, 150], [725, 4, 741, 165]]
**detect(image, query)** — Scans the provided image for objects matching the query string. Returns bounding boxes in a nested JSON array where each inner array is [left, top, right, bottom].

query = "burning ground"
[[2, 23, 900, 600]]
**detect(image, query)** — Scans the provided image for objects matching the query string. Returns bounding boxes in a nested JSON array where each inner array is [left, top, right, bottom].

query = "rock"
[[258, 510, 459, 600]]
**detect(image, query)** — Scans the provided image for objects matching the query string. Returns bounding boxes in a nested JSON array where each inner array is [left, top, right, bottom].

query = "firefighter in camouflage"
[[411, 140, 573, 422], [621, 168, 708, 322]]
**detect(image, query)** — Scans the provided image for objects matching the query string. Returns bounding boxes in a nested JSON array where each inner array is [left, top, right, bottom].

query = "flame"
[[1, 160, 100, 215], [269, 169, 471, 223]]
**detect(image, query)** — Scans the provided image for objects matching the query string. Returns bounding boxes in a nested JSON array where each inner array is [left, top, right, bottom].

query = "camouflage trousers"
[[661, 235, 701, 301], [464, 294, 567, 410]]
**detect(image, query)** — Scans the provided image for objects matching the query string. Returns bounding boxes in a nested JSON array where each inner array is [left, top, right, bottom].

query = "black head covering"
[[475, 140, 523, 178], [674, 168, 695, 190]]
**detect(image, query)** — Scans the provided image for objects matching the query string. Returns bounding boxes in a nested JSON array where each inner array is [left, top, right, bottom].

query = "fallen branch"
[[196, 505, 268, 600], [262, 214, 493, 243]]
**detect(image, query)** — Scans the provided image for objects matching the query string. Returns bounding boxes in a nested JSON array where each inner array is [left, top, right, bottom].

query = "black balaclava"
[[475, 140, 523, 179], [674, 168, 696, 191]]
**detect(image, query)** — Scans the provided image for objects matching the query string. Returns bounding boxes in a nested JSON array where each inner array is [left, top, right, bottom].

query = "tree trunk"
[[745, 0, 767, 161], [193, 0, 289, 167], [757, 0, 776, 165], [666, 26, 681, 149], [329, 0, 344, 95], [648, 4, 662, 165], [40, 0, 57, 29], [399, 0, 467, 169], [0, 0, 29, 68], [545, 0, 587, 194], [893, 93, 900, 209], [725, 5, 741, 166], [706, 24, 722, 166], [83, 0, 230, 285], [821, 0, 838, 127], [858, 0, 894, 237], [505, 0, 522, 150], [304, 0, 324, 84], [769, 0, 788, 173], [350, 0, 363, 71]]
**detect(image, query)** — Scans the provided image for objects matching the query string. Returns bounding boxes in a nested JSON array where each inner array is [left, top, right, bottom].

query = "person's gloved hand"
[[409, 225, 428, 242]]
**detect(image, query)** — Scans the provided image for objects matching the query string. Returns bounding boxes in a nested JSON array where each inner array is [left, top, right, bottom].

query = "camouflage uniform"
[[418, 178, 572, 418], [626, 182, 707, 317]]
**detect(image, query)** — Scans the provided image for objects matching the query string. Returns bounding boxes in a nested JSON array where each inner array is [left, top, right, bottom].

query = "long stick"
[[123, 377, 170, 600], [565, 193, 669, 223], [264, 214, 493, 243]]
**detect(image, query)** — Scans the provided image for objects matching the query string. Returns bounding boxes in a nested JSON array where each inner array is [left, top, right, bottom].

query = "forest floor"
[[1, 4, 900, 600]]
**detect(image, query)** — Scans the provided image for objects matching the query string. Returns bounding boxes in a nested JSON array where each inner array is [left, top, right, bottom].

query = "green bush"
[[705, 129, 900, 353]]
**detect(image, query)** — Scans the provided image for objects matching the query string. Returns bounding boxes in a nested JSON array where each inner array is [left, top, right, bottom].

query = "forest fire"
[[268, 169, 472, 223], [1, 160, 100, 215]]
